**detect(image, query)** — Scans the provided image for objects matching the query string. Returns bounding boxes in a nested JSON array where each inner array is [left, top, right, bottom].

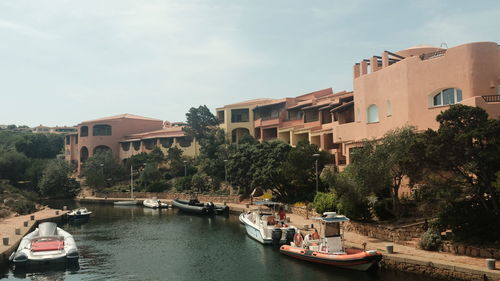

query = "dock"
[[0, 208, 69, 267]]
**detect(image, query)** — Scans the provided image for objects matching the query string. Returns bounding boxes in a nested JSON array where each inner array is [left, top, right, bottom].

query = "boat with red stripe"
[[279, 212, 382, 271]]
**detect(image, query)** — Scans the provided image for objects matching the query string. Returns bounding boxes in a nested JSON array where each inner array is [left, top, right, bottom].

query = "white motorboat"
[[113, 200, 138, 206], [239, 202, 297, 246], [67, 207, 92, 219], [10, 222, 79, 266], [143, 199, 169, 209]]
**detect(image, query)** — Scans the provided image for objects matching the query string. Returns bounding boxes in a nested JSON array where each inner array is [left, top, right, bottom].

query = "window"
[[121, 142, 130, 151], [304, 110, 319, 123], [217, 111, 225, 123], [143, 139, 155, 150], [386, 100, 392, 116], [367, 105, 379, 123], [80, 126, 88, 137], [159, 138, 173, 148], [176, 137, 192, 147], [132, 141, 141, 151], [93, 124, 112, 136], [287, 110, 303, 121], [231, 109, 249, 123], [65, 136, 70, 145], [432, 88, 463, 107]]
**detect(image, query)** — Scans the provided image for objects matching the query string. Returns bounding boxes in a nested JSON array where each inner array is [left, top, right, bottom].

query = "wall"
[[94, 192, 242, 203], [343, 220, 426, 243]]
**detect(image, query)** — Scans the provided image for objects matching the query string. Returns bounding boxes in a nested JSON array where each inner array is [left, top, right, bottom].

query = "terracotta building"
[[217, 41, 500, 167], [64, 114, 198, 173]]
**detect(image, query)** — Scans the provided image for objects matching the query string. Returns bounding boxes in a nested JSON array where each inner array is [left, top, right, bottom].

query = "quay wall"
[[93, 192, 242, 203], [344, 220, 426, 243], [441, 242, 500, 260]]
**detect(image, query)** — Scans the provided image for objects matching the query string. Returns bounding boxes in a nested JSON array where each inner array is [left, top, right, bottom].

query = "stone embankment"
[[0, 208, 69, 267]]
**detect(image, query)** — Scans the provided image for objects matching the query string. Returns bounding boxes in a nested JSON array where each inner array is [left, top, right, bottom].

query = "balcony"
[[482, 95, 500, 103]]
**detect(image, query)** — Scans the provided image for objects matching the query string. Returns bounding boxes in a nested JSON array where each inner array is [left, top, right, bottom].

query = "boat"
[[67, 207, 92, 220], [172, 199, 229, 215], [113, 200, 138, 206], [239, 201, 297, 246], [143, 199, 169, 209], [279, 212, 382, 271], [9, 222, 79, 266]]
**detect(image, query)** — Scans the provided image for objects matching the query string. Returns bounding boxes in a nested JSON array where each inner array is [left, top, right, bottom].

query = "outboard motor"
[[272, 228, 282, 248], [285, 228, 296, 245], [205, 202, 215, 215]]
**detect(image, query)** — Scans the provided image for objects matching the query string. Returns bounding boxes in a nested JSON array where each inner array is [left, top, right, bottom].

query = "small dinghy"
[[280, 212, 382, 271], [113, 200, 138, 206], [143, 199, 169, 209], [67, 207, 92, 220], [10, 222, 79, 266], [172, 199, 229, 215]]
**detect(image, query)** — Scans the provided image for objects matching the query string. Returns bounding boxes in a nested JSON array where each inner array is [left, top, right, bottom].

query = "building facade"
[[64, 114, 198, 173], [217, 41, 500, 167]]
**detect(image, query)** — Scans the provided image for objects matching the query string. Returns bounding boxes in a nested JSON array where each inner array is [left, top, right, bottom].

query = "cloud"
[[0, 19, 57, 39]]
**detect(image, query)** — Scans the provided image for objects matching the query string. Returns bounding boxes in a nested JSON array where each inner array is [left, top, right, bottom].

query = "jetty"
[[0, 208, 69, 267]]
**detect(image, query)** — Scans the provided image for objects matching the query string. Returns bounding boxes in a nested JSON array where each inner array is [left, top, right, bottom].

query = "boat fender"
[[293, 232, 303, 247]]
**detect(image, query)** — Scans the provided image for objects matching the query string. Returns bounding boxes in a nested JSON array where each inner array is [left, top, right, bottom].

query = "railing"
[[419, 49, 446, 60], [482, 95, 500, 103]]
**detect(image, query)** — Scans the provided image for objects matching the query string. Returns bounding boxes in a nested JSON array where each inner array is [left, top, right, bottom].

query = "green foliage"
[[0, 148, 29, 183], [313, 192, 337, 214], [145, 180, 170, 192], [137, 163, 162, 190], [82, 150, 126, 188], [183, 105, 220, 141], [191, 172, 212, 192], [0, 180, 37, 215], [15, 133, 64, 158], [38, 159, 79, 197], [174, 176, 192, 192], [419, 228, 442, 251], [24, 158, 50, 190], [438, 199, 500, 244], [371, 198, 395, 221]]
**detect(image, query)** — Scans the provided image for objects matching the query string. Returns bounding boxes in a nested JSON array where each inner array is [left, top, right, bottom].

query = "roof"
[[295, 88, 333, 100], [218, 98, 276, 109], [253, 98, 287, 110], [81, 114, 162, 124], [121, 127, 186, 141]]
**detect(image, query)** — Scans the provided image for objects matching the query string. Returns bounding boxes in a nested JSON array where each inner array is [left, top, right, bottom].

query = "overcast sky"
[[0, 0, 498, 127]]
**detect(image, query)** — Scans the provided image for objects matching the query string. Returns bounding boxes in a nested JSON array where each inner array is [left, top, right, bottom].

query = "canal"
[[1, 203, 440, 281]]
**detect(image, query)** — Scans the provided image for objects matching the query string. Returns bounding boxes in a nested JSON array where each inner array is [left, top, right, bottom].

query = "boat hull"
[[279, 245, 382, 271], [113, 201, 138, 206], [172, 199, 212, 215]]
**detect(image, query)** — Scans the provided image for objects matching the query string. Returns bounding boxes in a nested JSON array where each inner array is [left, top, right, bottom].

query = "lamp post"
[[313, 153, 320, 194], [183, 160, 187, 177], [100, 163, 104, 176], [224, 159, 228, 182]]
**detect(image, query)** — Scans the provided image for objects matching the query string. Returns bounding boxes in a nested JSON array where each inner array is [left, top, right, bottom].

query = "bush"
[[372, 198, 395, 221], [313, 192, 337, 214], [174, 176, 192, 192], [419, 228, 442, 251], [146, 180, 170, 192], [438, 199, 500, 244], [6, 199, 36, 215]]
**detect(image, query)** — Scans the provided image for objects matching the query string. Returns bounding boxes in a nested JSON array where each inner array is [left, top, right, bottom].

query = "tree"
[[424, 105, 500, 214], [0, 148, 29, 183], [38, 159, 79, 197], [183, 105, 220, 141], [137, 163, 162, 190], [24, 158, 51, 191], [82, 150, 126, 188], [15, 133, 64, 158]]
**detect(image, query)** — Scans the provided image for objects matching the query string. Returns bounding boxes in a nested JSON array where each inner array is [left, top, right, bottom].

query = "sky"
[[0, 0, 498, 127]]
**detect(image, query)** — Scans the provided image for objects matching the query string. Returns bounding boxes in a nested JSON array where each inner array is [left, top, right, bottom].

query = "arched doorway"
[[80, 146, 89, 162]]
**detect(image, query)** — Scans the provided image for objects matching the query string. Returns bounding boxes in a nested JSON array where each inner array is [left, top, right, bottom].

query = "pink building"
[[333, 41, 500, 165]]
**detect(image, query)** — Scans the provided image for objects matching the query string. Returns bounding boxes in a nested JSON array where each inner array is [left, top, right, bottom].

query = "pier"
[[0, 208, 69, 267]]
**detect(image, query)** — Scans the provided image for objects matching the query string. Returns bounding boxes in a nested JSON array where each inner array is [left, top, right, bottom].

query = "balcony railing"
[[419, 49, 446, 60], [482, 95, 500, 103]]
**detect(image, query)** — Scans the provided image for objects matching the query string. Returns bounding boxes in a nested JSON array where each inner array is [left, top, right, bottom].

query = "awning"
[[330, 101, 354, 113]]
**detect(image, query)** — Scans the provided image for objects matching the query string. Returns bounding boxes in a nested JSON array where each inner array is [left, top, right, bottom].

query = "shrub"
[[0, 208, 11, 218], [174, 176, 192, 192], [146, 180, 170, 192], [6, 199, 36, 215], [419, 228, 442, 251], [313, 192, 337, 214], [372, 198, 395, 221]]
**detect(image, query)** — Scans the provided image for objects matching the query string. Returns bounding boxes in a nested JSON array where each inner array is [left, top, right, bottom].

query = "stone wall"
[[343, 220, 426, 243], [381, 256, 497, 281], [441, 242, 500, 260], [94, 192, 242, 203], [286, 206, 320, 219]]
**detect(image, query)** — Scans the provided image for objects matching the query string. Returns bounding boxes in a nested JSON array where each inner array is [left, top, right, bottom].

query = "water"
[[1, 203, 438, 281]]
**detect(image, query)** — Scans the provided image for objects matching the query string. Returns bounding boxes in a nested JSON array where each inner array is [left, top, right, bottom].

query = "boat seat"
[[31, 240, 64, 252]]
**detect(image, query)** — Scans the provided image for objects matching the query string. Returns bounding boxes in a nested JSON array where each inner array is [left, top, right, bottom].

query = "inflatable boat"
[[279, 212, 382, 271], [67, 207, 92, 220], [10, 222, 79, 266], [143, 199, 169, 209], [172, 199, 229, 215]]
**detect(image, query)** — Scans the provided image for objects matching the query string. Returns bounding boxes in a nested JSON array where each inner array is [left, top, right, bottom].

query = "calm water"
[[1, 202, 438, 281]]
